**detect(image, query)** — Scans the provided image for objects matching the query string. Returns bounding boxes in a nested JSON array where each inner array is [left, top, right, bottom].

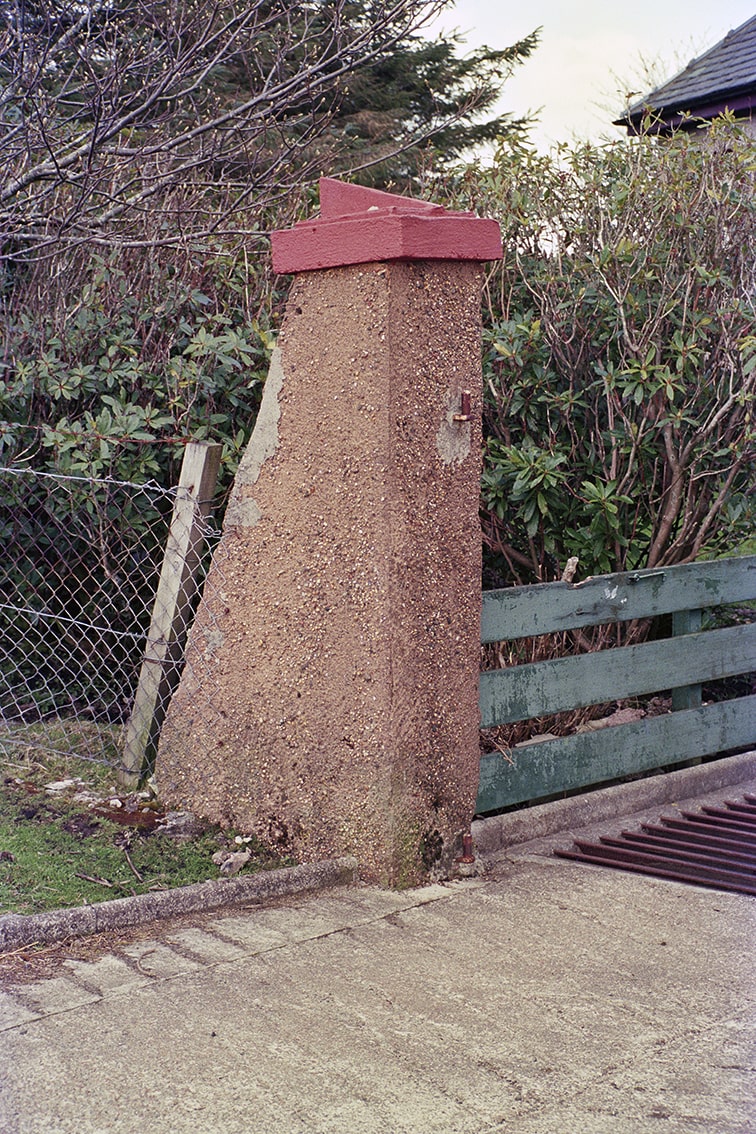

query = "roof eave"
[[615, 88, 756, 134]]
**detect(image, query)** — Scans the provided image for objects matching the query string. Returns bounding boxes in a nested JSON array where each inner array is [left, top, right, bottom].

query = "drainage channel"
[[554, 793, 756, 896]]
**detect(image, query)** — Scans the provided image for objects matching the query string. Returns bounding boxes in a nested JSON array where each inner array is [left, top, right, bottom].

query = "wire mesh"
[[0, 466, 219, 772]]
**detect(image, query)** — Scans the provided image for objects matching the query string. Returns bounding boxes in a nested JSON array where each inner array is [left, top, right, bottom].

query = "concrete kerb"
[[0, 856, 359, 954], [472, 748, 756, 856]]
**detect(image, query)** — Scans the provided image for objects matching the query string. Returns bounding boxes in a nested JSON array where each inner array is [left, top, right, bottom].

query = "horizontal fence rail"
[[481, 557, 756, 641], [477, 698, 756, 813], [480, 623, 756, 727], [477, 556, 756, 814]]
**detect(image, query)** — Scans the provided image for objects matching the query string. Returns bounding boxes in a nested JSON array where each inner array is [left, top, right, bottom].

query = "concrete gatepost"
[[156, 179, 502, 885]]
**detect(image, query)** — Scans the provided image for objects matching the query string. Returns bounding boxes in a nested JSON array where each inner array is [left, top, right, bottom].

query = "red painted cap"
[[271, 178, 502, 273]]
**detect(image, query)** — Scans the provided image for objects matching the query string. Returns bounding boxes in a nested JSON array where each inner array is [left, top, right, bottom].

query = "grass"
[[0, 720, 122, 779], [0, 726, 294, 916]]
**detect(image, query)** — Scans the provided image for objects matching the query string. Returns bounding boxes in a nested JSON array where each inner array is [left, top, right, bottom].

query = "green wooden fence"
[[475, 555, 756, 814]]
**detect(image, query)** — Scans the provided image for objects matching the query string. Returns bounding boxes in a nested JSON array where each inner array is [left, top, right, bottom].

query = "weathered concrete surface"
[[0, 858, 358, 953], [157, 261, 485, 885], [2, 854, 754, 1134]]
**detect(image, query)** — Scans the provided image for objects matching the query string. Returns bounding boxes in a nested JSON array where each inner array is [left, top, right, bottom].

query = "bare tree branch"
[[0, 0, 451, 257]]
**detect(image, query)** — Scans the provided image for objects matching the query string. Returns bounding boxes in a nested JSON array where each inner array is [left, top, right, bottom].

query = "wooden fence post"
[[671, 608, 704, 712], [119, 442, 222, 788], [671, 606, 704, 768]]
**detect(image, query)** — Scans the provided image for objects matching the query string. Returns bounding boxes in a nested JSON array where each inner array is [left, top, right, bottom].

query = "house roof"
[[616, 14, 756, 133]]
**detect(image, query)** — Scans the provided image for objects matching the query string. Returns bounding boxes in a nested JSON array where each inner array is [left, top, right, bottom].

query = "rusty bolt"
[[456, 833, 475, 864], [453, 390, 472, 422]]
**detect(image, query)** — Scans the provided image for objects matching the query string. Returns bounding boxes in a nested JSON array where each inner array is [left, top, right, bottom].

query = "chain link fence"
[[0, 463, 221, 775]]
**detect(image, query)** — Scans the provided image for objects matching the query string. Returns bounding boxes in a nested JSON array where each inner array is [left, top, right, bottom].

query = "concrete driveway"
[[2, 846, 754, 1134]]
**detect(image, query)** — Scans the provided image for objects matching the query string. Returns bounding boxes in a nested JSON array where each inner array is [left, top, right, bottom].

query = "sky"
[[425, 1, 756, 151]]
